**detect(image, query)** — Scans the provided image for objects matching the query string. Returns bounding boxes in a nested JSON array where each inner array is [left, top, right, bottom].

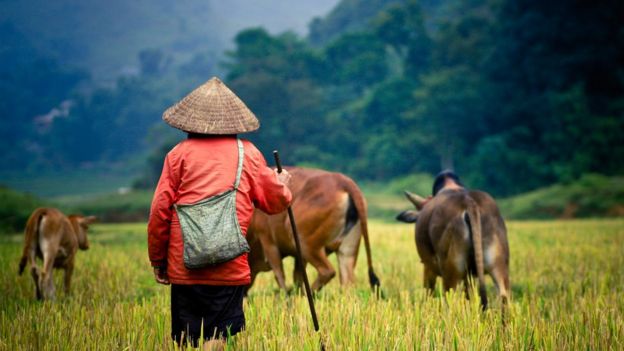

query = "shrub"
[[0, 187, 45, 234]]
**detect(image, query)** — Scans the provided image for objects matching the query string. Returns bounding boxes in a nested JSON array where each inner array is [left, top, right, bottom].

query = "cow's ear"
[[81, 216, 98, 225], [396, 210, 419, 223]]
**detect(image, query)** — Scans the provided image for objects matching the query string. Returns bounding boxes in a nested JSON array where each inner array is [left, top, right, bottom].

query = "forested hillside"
[[222, 0, 624, 196], [1, 0, 622, 199], [0, 0, 336, 175]]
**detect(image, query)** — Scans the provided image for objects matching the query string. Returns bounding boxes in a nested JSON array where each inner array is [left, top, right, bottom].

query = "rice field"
[[0, 219, 622, 350]]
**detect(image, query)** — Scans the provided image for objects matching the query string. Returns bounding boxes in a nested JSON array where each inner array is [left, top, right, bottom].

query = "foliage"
[[0, 22, 88, 169], [224, 28, 327, 163], [0, 31, 192, 171], [221, 0, 624, 197], [309, 0, 406, 46], [325, 32, 388, 90], [0, 187, 46, 233], [1, 219, 623, 349], [498, 174, 624, 220], [2, 0, 623, 200], [133, 138, 181, 190]]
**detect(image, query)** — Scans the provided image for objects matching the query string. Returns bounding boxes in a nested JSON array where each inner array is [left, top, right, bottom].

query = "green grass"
[[497, 174, 624, 219], [2, 172, 622, 230], [361, 173, 434, 221], [1, 219, 623, 349], [56, 190, 154, 222], [0, 166, 138, 198]]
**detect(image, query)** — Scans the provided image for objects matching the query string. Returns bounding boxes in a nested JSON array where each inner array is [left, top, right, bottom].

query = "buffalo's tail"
[[466, 199, 487, 310]]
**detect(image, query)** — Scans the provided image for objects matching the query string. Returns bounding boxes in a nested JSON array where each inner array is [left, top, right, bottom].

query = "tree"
[[225, 29, 326, 163], [324, 32, 388, 92], [374, 0, 431, 77]]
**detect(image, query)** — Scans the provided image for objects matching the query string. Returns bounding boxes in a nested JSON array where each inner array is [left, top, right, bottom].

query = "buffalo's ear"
[[396, 210, 419, 223]]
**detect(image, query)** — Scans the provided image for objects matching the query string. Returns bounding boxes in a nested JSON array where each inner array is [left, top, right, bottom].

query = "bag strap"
[[234, 137, 244, 190]]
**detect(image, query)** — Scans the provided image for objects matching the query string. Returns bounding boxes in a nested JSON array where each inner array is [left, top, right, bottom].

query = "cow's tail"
[[466, 199, 488, 310], [342, 177, 381, 292], [19, 208, 45, 275]]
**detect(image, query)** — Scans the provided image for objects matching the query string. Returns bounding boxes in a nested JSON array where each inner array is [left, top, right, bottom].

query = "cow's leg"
[[441, 223, 469, 293], [63, 261, 74, 295], [262, 245, 287, 291], [336, 254, 356, 286], [463, 276, 471, 300], [441, 272, 462, 292], [30, 265, 42, 300], [490, 262, 510, 324], [293, 257, 305, 291], [336, 222, 361, 285], [423, 265, 437, 295], [40, 252, 56, 300], [26, 242, 43, 300], [441, 256, 463, 293], [489, 263, 510, 305], [39, 235, 61, 301], [305, 248, 336, 291], [272, 268, 287, 292]]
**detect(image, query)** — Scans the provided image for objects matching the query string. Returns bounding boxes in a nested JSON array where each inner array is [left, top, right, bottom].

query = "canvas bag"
[[175, 138, 250, 269]]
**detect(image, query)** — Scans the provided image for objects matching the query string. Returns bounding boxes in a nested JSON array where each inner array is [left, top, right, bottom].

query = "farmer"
[[148, 77, 292, 349]]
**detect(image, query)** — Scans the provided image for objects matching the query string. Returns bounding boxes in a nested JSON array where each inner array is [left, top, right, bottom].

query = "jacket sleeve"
[[147, 152, 180, 267], [248, 146, 292, 214]]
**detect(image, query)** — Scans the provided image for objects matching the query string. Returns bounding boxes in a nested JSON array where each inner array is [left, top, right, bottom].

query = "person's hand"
[[275, 168, 291, 186], [153, 267, 170, 285]]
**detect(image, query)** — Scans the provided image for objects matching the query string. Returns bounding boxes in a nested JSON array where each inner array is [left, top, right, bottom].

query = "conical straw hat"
[[162, 77, 260, 134]]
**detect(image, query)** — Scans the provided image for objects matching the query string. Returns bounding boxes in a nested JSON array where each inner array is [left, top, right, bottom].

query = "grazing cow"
[[18, 208, 96, 300], [247, 167, 380, 292], [396, 171, 509, 310]]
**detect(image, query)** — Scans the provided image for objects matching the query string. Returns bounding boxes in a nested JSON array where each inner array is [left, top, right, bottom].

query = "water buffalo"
[[18, 208, 96, 300], [247, 167, 380, 292], [396, 171, 509, 310]]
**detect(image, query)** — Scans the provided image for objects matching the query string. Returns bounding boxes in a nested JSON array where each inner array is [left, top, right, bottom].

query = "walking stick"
[[273, 150, 325, 351]]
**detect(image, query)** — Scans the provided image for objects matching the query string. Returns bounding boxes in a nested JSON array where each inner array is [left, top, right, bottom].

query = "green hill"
[[366, 175, 624, 221], [498, 174, 624, 220], [2, 174, 621, 234]]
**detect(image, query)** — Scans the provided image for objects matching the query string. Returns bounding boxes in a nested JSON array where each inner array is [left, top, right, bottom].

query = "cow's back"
[[416, 190, 466, 239], [415, 189, 508, 266], [39, 208, 79, 262], [248, 167, 358, 256]]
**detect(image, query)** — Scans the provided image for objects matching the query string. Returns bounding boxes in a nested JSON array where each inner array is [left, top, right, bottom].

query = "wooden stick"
[[273, 151, 325, 351]]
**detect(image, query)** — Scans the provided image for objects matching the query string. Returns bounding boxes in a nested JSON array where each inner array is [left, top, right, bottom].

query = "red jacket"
[[147, 136, 292, 285]]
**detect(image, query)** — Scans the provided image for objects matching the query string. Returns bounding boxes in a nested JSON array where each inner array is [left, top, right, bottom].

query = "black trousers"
[[171, 284, 246, 346]]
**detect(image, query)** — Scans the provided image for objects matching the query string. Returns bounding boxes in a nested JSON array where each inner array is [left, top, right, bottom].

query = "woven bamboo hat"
[[162, 77, 259, 134]]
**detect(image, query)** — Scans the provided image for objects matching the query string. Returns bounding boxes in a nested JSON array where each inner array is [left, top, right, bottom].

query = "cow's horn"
[[404, 191, 427, 209]]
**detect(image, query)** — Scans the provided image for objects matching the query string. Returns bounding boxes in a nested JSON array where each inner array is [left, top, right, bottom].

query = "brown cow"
[[247, 167, 380, 292], [18, 208, 96, 300], [396, 171, 509, 311]]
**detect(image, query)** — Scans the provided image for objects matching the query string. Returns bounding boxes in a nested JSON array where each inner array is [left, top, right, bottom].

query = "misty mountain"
[[1, 0, 338, 84]]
